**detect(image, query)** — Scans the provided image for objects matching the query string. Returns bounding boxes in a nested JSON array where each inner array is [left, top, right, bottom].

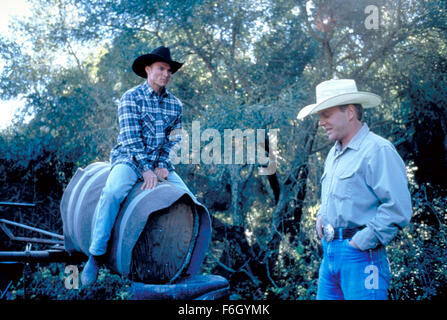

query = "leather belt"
[[323, 225, 365, 242]]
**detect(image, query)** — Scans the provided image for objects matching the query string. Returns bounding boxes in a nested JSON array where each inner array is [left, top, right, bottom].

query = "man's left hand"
[[348, 240, 360, 249], [154, 167, 169, 180]]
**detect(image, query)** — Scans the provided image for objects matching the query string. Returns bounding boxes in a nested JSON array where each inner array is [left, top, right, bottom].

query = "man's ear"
[[145, 65, 151, 77], [347, 104, 356, 121]]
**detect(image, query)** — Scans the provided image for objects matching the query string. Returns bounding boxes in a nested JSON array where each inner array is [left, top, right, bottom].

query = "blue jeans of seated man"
[[89, 163, 193, 256], [316, 238, 391, 300]]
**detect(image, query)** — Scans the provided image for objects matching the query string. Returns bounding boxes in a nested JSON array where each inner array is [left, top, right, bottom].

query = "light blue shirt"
[[318, 124, 412, 250]]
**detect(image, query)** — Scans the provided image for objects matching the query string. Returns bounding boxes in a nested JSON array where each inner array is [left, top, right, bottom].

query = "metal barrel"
[[60, 162, 211, 283]]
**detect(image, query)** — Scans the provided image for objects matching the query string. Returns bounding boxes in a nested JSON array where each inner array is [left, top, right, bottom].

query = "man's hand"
[[316, 215, 324, 239], [141, 169, 158, 190], [348, 240, 360, 249], [154, 167, 169, 181]]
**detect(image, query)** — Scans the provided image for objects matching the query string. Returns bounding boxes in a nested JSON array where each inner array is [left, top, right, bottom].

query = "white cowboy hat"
[[297, 79, 382, 120]]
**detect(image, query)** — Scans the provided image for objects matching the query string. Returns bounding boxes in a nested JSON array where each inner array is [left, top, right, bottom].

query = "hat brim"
[[297, 92, 381, 120], [132, 53, 183, 78]]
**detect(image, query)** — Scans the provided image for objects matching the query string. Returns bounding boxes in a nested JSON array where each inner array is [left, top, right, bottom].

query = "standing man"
[[297, 79, 412, 300], [81, 46, 191, 285]]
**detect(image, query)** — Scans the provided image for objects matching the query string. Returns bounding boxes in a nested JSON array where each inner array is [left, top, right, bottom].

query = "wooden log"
[[60, 162, 211, 284], [130, 199, 199, 283]]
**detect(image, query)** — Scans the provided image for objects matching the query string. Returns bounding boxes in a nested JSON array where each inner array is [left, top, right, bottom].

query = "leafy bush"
[[7, 263, 132, 300], [3, 181, 446, 300], [220, 182, 447, 300], [388, 184, 447, 300]]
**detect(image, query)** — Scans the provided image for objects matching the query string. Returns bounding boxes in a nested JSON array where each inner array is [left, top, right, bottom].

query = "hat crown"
[[316, 79, 359, 103], [132, 45, 183, 78], [151, 46, 172, 60], [297, 78, 381, 120]]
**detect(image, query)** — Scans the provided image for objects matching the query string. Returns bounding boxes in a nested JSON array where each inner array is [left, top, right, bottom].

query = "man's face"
[[317, 106, 350, 143], [145, 61, 172, 89]]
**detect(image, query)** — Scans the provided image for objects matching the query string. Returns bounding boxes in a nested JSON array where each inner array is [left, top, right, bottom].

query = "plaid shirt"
[[110, 81, 182, 178]]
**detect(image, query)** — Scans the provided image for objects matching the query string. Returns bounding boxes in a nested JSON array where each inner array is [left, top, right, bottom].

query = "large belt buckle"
[[323, 224, 334, 242]]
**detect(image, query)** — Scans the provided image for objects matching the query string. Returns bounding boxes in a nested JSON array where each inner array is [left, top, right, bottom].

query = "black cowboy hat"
[[132, 46, 183, 78]]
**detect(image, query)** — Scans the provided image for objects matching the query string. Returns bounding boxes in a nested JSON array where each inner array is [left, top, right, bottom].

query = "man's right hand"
[[141, 169, 158, 190], [316, 215, 324, 239], [154, 167, 169, 180]]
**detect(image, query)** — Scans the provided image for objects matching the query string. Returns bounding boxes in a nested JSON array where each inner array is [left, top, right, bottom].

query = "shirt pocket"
[[141, 113, 156, 138], [333, 169, 356, 200], [162, 114, 174, 131]]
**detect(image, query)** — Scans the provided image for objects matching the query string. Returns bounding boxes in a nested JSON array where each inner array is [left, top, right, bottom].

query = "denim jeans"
[[89, 163, 192, 256], [316, 238, 391, 300]]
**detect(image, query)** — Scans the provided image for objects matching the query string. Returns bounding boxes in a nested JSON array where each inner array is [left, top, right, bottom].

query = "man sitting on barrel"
[[81, 46, 191, 285]]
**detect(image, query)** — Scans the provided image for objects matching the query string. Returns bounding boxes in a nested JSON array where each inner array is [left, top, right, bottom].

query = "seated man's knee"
[[101, 181, 132, 202]]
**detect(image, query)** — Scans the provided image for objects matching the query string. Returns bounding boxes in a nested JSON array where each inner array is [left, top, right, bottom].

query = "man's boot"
[[81, 255, 101, 286]]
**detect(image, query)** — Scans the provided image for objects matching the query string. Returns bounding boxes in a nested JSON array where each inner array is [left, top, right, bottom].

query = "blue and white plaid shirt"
[[110, 81, 182, 178]]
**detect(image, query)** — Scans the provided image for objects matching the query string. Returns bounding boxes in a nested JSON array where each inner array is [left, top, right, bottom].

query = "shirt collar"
[[142, 81, 168, 98], [334, 123, 370, 154]]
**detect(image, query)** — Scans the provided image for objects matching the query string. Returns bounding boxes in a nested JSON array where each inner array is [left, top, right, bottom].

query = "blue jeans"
[[317, 238, 391, 300], [89, 163, 192, 256]]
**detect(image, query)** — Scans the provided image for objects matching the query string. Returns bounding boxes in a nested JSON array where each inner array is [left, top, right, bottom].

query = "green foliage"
[[8, 263, 132, 300], [209, 182, 447, 300], [388, 185, 447, 300], [1, 0, 447, 300]]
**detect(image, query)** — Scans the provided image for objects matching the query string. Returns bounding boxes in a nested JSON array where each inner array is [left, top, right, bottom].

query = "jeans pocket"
[[345, 239, 361, 251], [378, 251, 391, 281]]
